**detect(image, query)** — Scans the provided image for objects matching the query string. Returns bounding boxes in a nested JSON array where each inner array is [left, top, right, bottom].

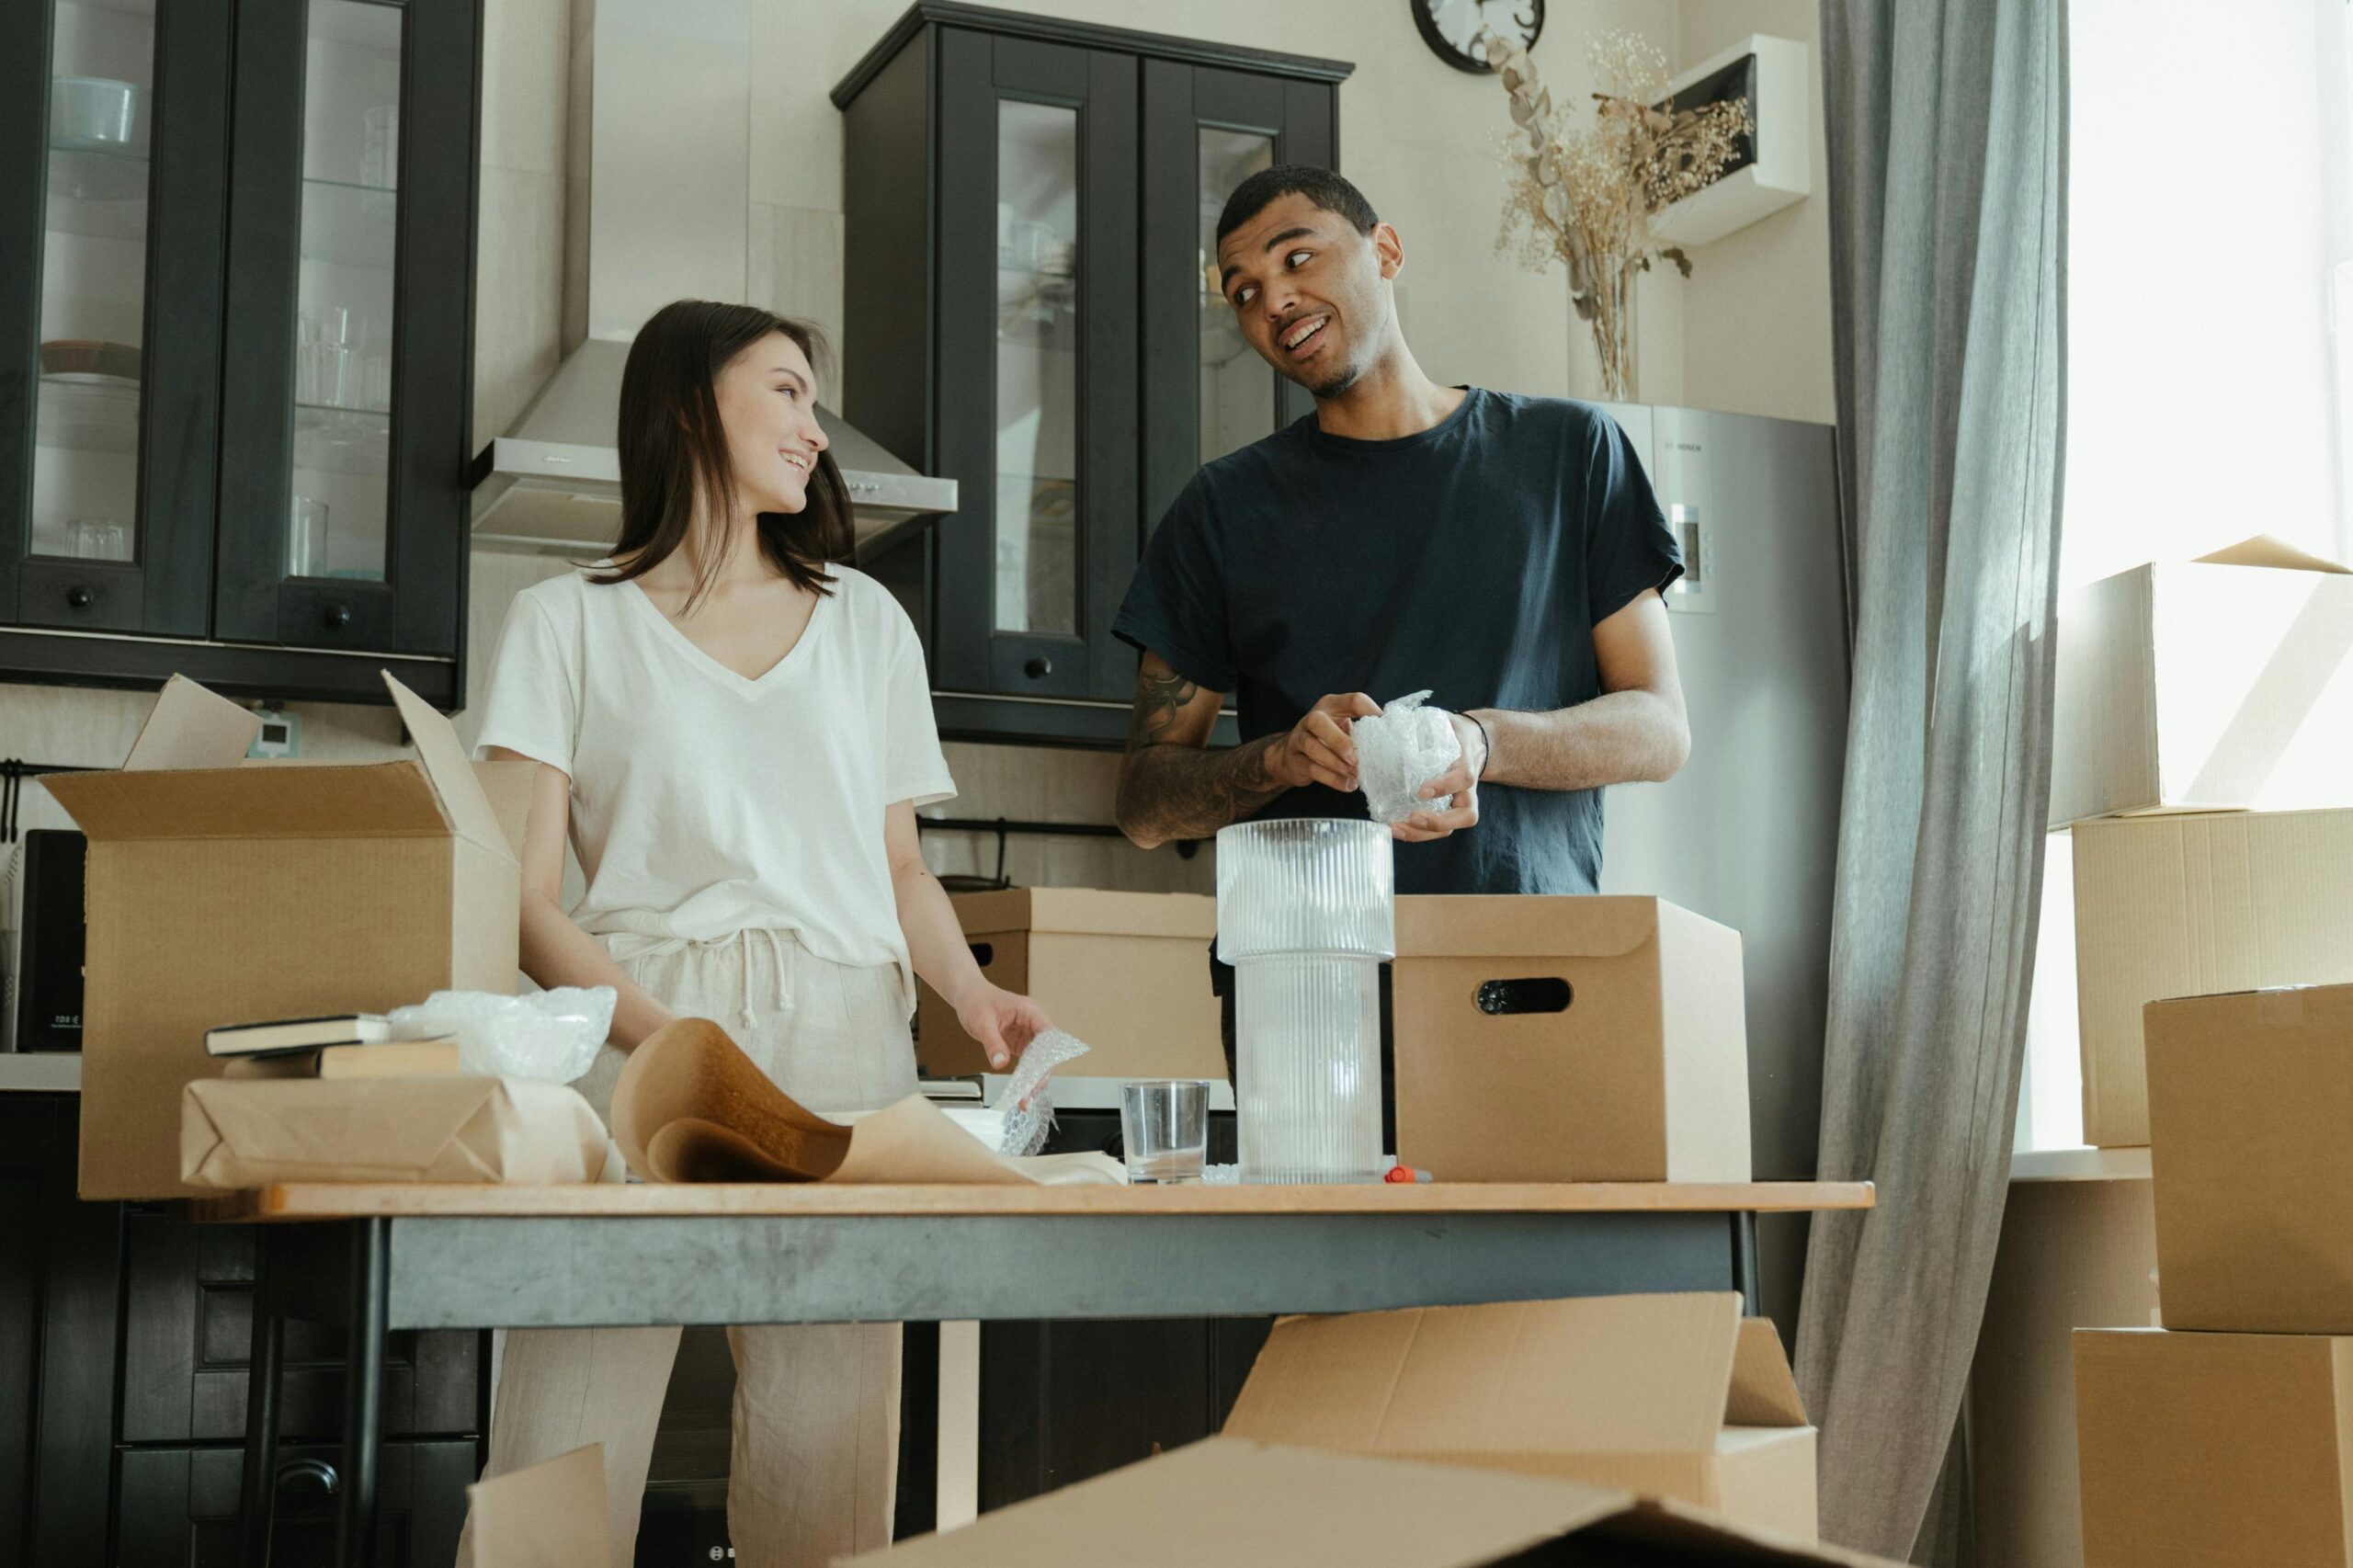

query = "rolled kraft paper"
[[611, 1017, 853, 1183]]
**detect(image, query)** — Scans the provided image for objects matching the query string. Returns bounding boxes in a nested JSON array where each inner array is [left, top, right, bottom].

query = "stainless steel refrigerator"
[[1597, 402, 1849, 1341]]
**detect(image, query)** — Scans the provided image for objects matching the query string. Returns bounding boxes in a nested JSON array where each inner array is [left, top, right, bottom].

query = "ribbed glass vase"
[[1215, 819, 1394, 1184]]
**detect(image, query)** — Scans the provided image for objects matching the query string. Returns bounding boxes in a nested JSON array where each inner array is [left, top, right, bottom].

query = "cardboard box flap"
[[1225, 1293, 1744, 1458], [2192, 534, 2352, 574], [122, 675, 261, 771], [384, 671, 515, 857], [841, 1439, 1897, 1567], [1725, 1319, 1809, 1427], [43, 762, 456, 841], [1392, 895, 1660, 960], [953, 887, 1218, 940], [840, 1437, 1637, 1568]]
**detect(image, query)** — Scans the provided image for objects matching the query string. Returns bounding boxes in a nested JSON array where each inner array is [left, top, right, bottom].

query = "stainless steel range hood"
[[468, 0, 953, 562]]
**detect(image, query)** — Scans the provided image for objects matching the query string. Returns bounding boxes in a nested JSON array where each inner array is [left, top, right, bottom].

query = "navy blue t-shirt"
[[1111, 388, 1680, 896]]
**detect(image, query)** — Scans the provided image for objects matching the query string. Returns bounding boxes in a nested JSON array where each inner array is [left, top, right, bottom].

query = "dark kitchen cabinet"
[[835, 3, 1347, 746], [0, 1096, 483, 1567], [0, 0, 481, 710]]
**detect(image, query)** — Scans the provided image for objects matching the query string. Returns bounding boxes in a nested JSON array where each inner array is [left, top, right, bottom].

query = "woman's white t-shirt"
[[472, 564, 956, 1006]]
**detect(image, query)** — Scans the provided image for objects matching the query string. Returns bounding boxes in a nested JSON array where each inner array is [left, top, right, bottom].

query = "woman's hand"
[[953, 980, 1052, 1072]]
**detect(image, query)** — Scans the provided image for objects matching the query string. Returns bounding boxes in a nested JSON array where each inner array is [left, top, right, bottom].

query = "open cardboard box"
[[2076, 1325, 2353, 1567], [2072, 810, 2353, 1147], [1222, 1291, 1814, 1540], [1392, 896, 1751, 1182], [43, 673, 529, 1199], [2144, 982, 2353, 1333], [2051, 535, 2353, 827], [844, 1435, 1890, 1568]]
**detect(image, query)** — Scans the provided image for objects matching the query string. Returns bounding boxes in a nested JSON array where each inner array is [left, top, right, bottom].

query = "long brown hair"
[[594, 301, 853, 607]]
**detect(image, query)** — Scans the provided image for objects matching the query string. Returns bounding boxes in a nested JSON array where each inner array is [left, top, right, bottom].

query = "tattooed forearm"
[[1114, 656, 1291, 848], [1116, 733, 1290, 848]]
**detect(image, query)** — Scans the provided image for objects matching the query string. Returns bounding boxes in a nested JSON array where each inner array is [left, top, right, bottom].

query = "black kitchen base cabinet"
[[0, 1096, 483, 1568], [116, 1439, 472, 1568], [835, 3, 1346, 746], [1, 0, 483, 710]]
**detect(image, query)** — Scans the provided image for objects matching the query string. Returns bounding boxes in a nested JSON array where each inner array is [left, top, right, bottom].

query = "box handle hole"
[[1475, 977, 1573, 1016], [969, 941, 995, 968]]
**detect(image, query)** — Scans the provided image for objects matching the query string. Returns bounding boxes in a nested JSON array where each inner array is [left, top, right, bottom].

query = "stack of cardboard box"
[[2052, 539, 2353, 1564], [2075, 983, 2353, 1565], [2051, 537, 2353, 1149]]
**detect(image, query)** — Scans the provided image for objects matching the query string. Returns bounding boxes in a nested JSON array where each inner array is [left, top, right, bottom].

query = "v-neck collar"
[[620, 575, 825, 697]]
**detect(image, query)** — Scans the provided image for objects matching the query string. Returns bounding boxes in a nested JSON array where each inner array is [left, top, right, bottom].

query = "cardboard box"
[[2051, 535, 2353, 827], [1391, 896, 1750, 1182], [2144, 983, 2353, 1332], [1221, 1292, 1814, 1540], [44, 673, 524, 1199], [2075, 1326, 2353, 1567], [2072, 811, 2353, 1147], [915, 889, 1222, 1080], [842, 1436, 1895, 1568]]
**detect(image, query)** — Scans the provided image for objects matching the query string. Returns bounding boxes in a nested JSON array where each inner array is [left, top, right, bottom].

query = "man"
[[1112, 165, 1690, 897]]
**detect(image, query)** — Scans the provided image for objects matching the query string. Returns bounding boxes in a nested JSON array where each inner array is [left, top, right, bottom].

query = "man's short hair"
[[1215, 165, 1381, 246]]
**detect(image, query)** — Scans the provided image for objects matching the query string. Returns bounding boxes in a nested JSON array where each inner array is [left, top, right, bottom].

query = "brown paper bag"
[[464, 1443, 606, 1565], [179, 1076, 608, 1187]]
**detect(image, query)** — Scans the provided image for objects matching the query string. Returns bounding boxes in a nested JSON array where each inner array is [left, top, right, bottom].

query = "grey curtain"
[[1795, 0, 2068, 1562]]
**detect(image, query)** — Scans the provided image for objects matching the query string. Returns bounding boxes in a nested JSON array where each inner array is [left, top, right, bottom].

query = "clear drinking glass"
[[286, 494, 329, 577], [1216, 819, 1395, 1184], [1120, 1080, 1209, 1184]]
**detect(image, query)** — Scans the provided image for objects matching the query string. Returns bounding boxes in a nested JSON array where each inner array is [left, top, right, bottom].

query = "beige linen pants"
[[455, 929, 920, 1568]]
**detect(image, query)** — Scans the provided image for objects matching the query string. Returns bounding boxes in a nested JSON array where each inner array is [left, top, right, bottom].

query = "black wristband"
[[1467, 711, 1494, 780]]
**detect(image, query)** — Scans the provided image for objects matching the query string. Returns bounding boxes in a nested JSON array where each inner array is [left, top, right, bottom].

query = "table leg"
[[1732, 1211, 1762, 1317], [336, 1218, 389, 1568], [936, 1321, 981, 1530], [237, 1233, 285, 1568]]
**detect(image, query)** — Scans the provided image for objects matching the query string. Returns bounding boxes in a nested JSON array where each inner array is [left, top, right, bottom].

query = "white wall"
[[1677, 0, 1836, 424]]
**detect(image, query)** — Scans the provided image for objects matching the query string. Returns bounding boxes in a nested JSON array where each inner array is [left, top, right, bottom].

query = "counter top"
[[0, 1054, 80, 1093], [198, 1177, 1874, 1221]]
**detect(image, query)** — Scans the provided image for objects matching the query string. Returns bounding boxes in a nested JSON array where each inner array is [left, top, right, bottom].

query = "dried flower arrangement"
[[1484, 29, 1751, 399]]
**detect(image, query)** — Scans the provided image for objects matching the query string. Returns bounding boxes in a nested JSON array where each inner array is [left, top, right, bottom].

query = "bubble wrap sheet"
[[996, 1029, 1091, 1156], [1353, 690, 1463, 824]]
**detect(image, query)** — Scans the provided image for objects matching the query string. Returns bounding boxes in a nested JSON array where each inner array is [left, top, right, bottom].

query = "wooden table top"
[[197, 1178, 1874, 1222]]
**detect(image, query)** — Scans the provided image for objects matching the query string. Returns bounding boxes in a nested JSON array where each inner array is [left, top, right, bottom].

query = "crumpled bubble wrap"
[[389, 986, 618, 1085], [996, 1028, 1090, 1157], [1353, 690, 1463, 824]]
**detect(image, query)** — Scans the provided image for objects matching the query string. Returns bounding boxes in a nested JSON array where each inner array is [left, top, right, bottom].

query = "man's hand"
[[1392, 709, 1489, 843], [1267, 692, 1381, 791], [954, 980, 1052, 1072]]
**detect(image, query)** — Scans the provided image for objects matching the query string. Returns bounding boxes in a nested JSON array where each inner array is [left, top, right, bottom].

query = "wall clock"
[[1412, 0, 1545, 74]]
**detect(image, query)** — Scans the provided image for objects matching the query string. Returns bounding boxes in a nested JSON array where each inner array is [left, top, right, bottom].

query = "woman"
[[458, 301, 1049, 1565]]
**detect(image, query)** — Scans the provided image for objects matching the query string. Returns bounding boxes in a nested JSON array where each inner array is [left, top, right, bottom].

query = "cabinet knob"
[[65, 585, 94, 609], [276, 1458, 339, 1497], [1024, 655, 1052, 679], [323, 604, 351, 630]]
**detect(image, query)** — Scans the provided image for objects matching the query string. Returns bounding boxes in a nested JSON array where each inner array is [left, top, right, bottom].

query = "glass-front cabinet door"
[[214, 0, 475, 658], [932, 30, 1139, 704], [1141, 63, 1335, 552], [0, 0, 230, 636]]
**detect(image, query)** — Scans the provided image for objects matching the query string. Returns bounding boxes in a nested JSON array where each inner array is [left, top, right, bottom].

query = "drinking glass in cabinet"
[[30, 2, 157, 562], [289, 0, 401, 585]]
